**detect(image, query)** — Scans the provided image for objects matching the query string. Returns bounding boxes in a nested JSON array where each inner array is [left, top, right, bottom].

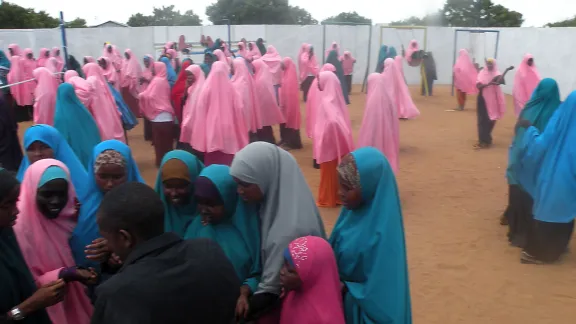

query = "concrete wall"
[[1, 25, 574, 98]]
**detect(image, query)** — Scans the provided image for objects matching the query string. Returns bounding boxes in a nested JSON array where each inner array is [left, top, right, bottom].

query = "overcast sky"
[[8, 0, 576, 27]]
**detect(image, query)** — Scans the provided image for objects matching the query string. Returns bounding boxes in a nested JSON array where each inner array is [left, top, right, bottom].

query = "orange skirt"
[[317, 159, 342, 208]]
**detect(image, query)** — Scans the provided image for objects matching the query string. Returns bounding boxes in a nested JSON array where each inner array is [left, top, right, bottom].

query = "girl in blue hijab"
[[53, 83, 102, 169], [504, 78, 560, 248], [325, 50, 350, 104], [69, 140, 144, 268], [330, 147, 412, 324], [17, 124, 90, 201], [160, 57, 177, 87], [513, 89, 576, 264], [107, 83, 138, 131], [185, 164, 261, 315], [200, 51, 216, 77], [154, 150, 204, 238]]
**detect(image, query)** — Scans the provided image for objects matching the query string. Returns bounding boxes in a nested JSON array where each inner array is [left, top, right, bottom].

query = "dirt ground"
[[18, 84, 576, 323]]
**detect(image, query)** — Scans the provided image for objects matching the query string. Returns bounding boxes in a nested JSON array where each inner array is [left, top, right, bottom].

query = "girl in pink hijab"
[[259, 236, 345, 324], [140, 55, 154, 142], [37, 48, 50, 67], [384, 58, 420, 119], [139, 61, 175, 166], [121, 49, 142, 117], [261, 45, 283, 99], [314, 71, 354, 207], [237, 42, 248, 58], [189, 61, 248, 166], [180, 64, 206, 151], [306, 64, 336, 140], [513, 54, 540, 116], [7, 55, 34, 107], [325, 41, 340, 59], [14, 159, 94, 324], [221, 42, 233, 57], [453, 49, 478, 111], [102, 44, 122, 71], [252, 59, 285, 144], [299, 44, 319, 102], [404, 39, 420, 66], [247, 42, 261, 60], [65, 72, 95, 109], [22, 49, 37, 103], [340, 51, 356, 94], [279, 57, 302, 150], [212, 49, 229, 71], [7, 44, 22, 58], [475, 58, 507, 149], [83, 63, 125, 143], [45, 57, 62, 84], [50, 47, 64, 72], [83, 56, 96, 65], [230, 58, 259, 141], [98, 57, 120, 91], [358, 73, 399, 173], [32, 67, 58, 125], [166, 48, 180, 71]]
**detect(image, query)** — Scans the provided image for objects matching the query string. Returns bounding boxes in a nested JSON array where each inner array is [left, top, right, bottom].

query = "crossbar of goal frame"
[[451, 29, 500, 96], [321, 21, 373, 93], [379, 25, 429, 96]]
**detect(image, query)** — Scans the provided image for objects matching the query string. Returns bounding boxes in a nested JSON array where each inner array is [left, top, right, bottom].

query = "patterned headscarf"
[[94, 150, 125, 173], [338, 154, 360, 189]]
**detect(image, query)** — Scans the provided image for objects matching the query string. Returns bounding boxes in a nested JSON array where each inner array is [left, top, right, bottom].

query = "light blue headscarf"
[[154, 150, 204, 238], [106, 83, 138, 130], [184, 164, 261, 292], [17, 125, 90, 201], [513, 89, 576, 223], [329, 147, 412, 324], [507, 78, 560, 185], [160, 57, 177, 87], [38, 165, 68, 187], [69, 140, 144, 268], [53, 83, 102, 169]]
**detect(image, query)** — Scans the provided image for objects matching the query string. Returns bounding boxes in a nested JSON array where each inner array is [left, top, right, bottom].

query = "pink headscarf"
[[102, 44, 122, 70], [13, 159, 93, 324], [189, 61, 248, 154], [248, 42, 261, 60], [139, 61, 174, 121], [405, 40, 419, 63], [358, 73, 399, 173], [513, 54, 541, 116], [325, 41, 340, 58], [22, 49, 37, 100], [7, 44, 22, 58], [83, 63, 125, 142], [230, 58, 259, 133], [299, 44, 319, 82], [477, 59, 506, 120], [221, 42, 233, 57], [252, 59, 285, 127], [180, 65, 206, 144], [98, 56, 120, 90], [213, 49, 230, 73], [66, 75, 95, 109], [384, 58, 420, 119], [313, 71, 354, 164], [453, 49, 478, 95], [260, 45, 282, 85], [32, 67, 58, 125], [50, 47, 64, 72], [306, 64, 335, 139], [166, 48, 178, 68], [165, 41, 175, 51], [64, 70, 79, 82], [140, 54, 154, 91], [121, 49, 142, 98], [7, 55, 33, 106], [83, 56, 95, 65], [277, 236, 345, 324], [237, 42, 248, 58], [279, 57, 301, 130], [45, 58, 62, 84], [37, 48, 50, 67], [340, 51, 355, 75]]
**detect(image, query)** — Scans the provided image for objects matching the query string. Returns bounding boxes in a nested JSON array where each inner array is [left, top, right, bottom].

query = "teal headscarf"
[[53, 83, 102, 169], [387, 46, 398, 60], [154, 150, 204, 238], [329, 147, 412, 324], [376, 45, 388, 73], [326, 50, 350, 104], [200, 52, 216, 77], [0, 50, 10, 94], [507, 78, 561, 185], [184, 165, 261, 292], [206, 38, 223, 53]]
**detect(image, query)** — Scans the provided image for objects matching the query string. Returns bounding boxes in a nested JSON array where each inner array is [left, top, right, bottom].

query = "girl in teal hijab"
[[0, 50, 10, 95], [200, 51, 216, 77], [53, 83, 102, 169], [154, 150, 204, 237], [326, 50, 350, 104], [185, 164, 261, 296], [330, 147, 412, 324], [376, 45, 388, 73]]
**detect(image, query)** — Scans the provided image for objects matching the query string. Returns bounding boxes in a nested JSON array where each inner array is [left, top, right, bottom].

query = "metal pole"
[[0, 72, 65, 90], [361, 24, 372, 93], [322, 24, 326, 65], [226, 19, 231, 50], [495, 31, 500, 59], [59, 11, 69, 71], [452, 30, 458, 96]]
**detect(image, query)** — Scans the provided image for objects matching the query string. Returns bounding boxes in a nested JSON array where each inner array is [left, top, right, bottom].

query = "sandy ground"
[[18, 85, 576, 323]]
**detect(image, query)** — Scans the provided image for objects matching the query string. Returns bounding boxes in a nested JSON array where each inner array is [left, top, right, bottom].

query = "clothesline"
[[0, 72, 65, 90]]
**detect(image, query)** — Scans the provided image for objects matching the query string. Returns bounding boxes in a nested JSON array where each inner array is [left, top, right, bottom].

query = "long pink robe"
[[513, 54, 541, 116], [384, 58, 420, 119], [230, 58, 260, 133], [261, 46, 282, 85], [51, 47, 64, 72], [138, 62, 174, 121], [99, 56, 120, 91], [66, 74, 95, 110], [477, 59, 506, 121], [453, 49, 478, 94], [14, 159, 93, 324], [8, 55, 33, 106], [37, 48, 50, 67], [306, 64, 335, 139], [279, 57, 301, 130], [22, 49, 37, 101], [252, 60, 285, 127], [32, 67, 58, 125], [121, 49, 142, 98], [180, 65, 206, 144]]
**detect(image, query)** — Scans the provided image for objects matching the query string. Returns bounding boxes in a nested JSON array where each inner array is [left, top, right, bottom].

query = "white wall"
[[1, 25, 575, 98]]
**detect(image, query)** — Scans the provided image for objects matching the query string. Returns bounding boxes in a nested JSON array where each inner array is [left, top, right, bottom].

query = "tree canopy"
[[0, 2, 59, 29], [206, 0, 317, 25], [322, 12, 371, 25], [127, 5, 202, 27], [65, 18, 87, 28], [546, 16, 576, 27]]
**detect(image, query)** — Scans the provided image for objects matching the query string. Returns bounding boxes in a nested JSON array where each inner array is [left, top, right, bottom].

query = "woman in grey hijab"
[[230, 142, 326, 319]]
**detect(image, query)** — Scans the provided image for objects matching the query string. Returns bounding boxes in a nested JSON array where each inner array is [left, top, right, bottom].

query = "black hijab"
[[0, 94, 23, 172], [0, 169, 51, 323], [67, 55, 84, 78]]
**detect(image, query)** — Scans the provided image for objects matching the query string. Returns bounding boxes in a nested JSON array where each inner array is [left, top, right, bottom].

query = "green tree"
[[66, 18, 87, 28], [322, 11, 371, 24], [127, 5, 202, 27], [206, 0, 317, 25], [0, 2, 60, 29], [389, 12, 446, 26], [442, 0, 523, 27], [546, 16, 576, 27]]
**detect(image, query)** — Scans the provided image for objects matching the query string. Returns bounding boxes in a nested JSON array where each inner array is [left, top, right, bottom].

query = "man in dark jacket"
[[92, 182, 239, 324]]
